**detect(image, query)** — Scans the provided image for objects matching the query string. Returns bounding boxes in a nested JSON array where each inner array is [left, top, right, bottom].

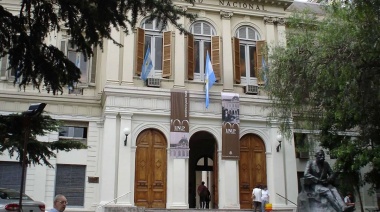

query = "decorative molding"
[[277, 18, 286, 26], [264, 16, 275, 25], [220, 11, 233, 19]]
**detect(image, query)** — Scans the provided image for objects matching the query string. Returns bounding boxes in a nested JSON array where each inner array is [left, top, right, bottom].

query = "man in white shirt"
[[252, 185, 262, 212], [261, 185, 270, 212]]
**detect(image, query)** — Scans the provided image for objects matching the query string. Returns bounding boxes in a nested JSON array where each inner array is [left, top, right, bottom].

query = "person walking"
[[197, 181, 208, 209], [48, 194, 68, 212], [261, 185, 269, 212], [252, 185, 262, 212]]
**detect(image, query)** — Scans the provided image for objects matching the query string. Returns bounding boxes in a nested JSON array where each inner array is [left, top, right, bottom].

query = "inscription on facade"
[[197, 0, 265, 10]]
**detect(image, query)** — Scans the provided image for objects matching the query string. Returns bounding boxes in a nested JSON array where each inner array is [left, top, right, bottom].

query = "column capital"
[[277, 18, 286, 26], [264, 16, 275, 25], [220, 11, 233, 19], [177, 5, 188, 12]]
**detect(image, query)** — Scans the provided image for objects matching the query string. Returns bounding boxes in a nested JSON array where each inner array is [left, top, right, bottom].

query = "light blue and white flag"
[[262, 56, 268, 87], [205, 51, 216, 109], [141, 46, 153, 81]]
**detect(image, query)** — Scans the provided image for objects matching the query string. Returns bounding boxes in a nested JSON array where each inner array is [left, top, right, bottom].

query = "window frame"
[[190, 21, 217, 82], [58, 121, 88, 145], [235, 26, 261, 85], [60, 35, 96, 87]]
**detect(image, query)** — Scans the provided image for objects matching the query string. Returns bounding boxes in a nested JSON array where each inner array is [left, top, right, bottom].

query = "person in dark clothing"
[[197, 181, 208, 209]]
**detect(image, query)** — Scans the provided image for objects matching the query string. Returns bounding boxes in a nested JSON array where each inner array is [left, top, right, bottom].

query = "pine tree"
[[0, 0, 196, 94]]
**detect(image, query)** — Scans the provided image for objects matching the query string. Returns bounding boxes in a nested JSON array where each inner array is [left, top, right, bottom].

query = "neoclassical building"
[[1, 0, 378, 211]]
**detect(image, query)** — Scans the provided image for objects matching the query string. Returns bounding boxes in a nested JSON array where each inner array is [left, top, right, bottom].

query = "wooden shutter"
[[90, 46, 97, 83], [255, 40, 265, 85], [233, 37, 241, 84], [136, 27, 145, 76], [211, 36, 221, 81], [187, 33, 194, 80], [162, 31, 172, 78], [56, 164, 86, 206]]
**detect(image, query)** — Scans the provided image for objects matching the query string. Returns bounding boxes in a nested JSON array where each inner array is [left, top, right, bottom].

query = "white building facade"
[[1, 0, 378, 211]]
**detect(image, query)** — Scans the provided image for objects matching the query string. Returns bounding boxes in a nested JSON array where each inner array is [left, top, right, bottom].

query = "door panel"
[[135, 129, 167, 208], [239, 134, 266, 209]]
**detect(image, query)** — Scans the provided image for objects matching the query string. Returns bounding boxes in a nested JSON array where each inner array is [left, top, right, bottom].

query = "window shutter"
[[90, 47, 97, 83], [136, 27, 145, 76], [211, 36, 221, 81], [187, 33, 194, 80], [55, 165, 86, 206], [162, 31, 172, 78], [60, 40, 67, 55], [256, 40, 265, 85], [0, 162, 22, 191], [0, 56, 7, 79], [233, 37, 241, 84]]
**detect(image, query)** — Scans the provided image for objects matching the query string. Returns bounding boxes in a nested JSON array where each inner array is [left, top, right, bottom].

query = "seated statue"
[[297, 150, 355, 212]]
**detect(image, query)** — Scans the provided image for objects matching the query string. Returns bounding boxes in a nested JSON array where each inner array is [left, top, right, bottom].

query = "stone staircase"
[[104, 206, 292, 212]]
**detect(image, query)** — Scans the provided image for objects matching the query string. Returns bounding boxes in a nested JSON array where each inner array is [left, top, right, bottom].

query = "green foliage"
[[266, 1, 380, 192], [0, 113, 87, 168], [0, 0, 196, 94]]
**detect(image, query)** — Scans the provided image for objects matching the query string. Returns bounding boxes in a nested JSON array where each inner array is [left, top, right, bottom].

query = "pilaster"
[[220, 11, 234, 92], [99, 111, 118, 204], [116, 113, 134, 205], [264, 17, 276, 46], [122, 19, 136, 85], [105, 29, 122, 83], [174, 6, 187, 88], [277, 18, 286, 46]]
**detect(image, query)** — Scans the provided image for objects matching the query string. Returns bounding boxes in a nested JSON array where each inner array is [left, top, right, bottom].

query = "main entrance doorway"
[[134, 129, 167, 208], [239, 134, 266, 209], [188, 131, 218, 209]]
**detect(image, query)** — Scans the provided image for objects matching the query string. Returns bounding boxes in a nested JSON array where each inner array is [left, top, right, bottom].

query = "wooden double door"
[[134, 129, 167, 208], [239, 134, 266, 209]]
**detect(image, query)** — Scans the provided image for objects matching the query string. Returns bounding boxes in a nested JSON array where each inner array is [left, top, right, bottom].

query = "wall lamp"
[[276, 134, 282, 152], [123, 127, 131, 146]]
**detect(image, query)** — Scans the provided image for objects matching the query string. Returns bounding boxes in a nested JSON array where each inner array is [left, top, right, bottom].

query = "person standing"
[[197, 181, 207, 209], [261, 185, 269, 212], [49, 194, 68, 212], [252, 185, 262, 212], [344, 192, 355, 207]]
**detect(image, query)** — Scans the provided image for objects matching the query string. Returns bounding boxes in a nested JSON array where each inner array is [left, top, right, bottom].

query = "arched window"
[[234, 26, 263, 85], [188, 21, 219, 81], [136, 19, 172, 79], [141, 19, 164, 77]]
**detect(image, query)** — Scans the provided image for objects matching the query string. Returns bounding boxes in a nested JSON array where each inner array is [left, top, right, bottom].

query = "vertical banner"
[[170, 89, 190, 158], [221, 92, 240, 159]]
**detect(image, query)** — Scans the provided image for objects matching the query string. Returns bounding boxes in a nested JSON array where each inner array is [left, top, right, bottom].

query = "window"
[[233, 26, 264, 85], [135, 19, 172, 79], [55, 164, 86, 206], [0, 55, 18, 81], [294, 133, 310, 159], [187, 21, 220, 81], [59, 122, 88, 145], [0, 162, 22, 191], [60, 39, 97, 86]]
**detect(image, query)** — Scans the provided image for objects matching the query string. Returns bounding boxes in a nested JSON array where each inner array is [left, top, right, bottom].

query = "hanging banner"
[[221, 92, 240, 159], [170, 89, 190, 158]]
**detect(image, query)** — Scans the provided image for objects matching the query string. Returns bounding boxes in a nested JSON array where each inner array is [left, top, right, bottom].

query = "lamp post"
[[123, 127, 131, 146], [19, 103, 46, 212]]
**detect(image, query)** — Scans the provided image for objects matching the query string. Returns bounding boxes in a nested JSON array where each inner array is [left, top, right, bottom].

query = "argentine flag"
[[262, 57, 268, 87], [205, 51, 216, 109], [141, 46, 153, 81]]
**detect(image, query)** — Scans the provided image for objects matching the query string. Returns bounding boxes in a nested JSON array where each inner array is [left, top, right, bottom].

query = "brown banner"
[[221, 92, 240, 159], [170, 89, 190, 158]]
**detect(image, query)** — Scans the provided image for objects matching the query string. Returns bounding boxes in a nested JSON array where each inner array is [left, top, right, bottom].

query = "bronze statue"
[[297, 150, 355, 212]]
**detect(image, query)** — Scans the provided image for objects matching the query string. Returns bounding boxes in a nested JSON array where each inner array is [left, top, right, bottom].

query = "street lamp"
[[123, 127, 131, 146], [19, 103, 46, 212]]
